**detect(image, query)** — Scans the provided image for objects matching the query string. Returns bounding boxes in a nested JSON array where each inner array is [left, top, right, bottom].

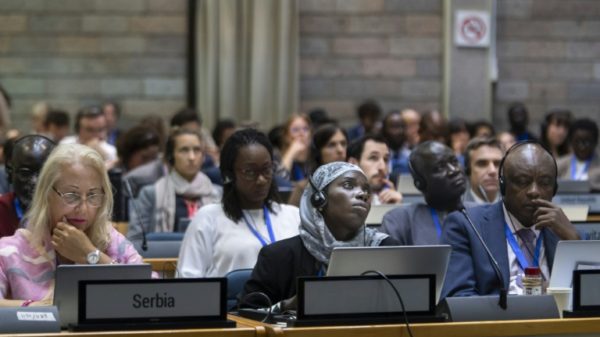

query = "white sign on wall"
[[454, 10, 490, 48]]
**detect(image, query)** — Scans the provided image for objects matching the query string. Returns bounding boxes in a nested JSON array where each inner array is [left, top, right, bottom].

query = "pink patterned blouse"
[[0, 227, 145, 301]]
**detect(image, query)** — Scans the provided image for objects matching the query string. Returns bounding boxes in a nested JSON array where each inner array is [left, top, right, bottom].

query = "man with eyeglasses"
[[60, 105, 117, 168], [0, 135, 55, 237], [557, 118, 600, 191]]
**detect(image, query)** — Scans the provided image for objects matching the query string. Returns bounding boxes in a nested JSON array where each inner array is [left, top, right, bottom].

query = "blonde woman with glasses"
[[0, 144, 146, 307], [178, 129, 300, 278]]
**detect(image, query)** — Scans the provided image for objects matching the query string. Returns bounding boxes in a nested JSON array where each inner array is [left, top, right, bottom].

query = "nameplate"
[[78, 278, 227, 326], [0, 306, 60, 333], [574, 270, 600, 312], [438, 295, 559, 322], [554, 194, 600, 213], [298, 274, 435, 319]]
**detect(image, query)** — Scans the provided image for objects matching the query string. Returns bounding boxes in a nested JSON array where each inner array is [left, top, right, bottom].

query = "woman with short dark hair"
[[177, 129, 300, 277]]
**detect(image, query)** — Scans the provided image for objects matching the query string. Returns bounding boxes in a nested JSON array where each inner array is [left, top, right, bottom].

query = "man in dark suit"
[[381, 141, 466, 245], [441, 141, 580, 298]]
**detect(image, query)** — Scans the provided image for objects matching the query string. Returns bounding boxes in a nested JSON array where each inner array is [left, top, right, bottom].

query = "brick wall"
[[0, 0, 187, 132], [495, 0, 600, 132], [298, 0, 443, 127], [1, 0, 599, 134]]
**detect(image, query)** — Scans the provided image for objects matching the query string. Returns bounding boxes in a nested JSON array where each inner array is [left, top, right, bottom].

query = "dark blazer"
[[441, 201, 559, 299], [241, 235, 398, 307]]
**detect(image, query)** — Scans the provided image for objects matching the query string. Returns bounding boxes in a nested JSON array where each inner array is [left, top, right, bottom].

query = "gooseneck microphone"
[[123, 178, 148, 252], [459, 205, 507, 310]]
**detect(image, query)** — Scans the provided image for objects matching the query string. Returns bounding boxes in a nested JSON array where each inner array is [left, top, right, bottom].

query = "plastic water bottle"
[[523, 267, 543, 295]]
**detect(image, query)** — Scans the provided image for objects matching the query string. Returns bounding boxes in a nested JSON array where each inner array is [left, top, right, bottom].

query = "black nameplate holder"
[[565, 269, 600, 318], [288, 274, 441, 327], [438, 295, 559, 322], [72, 278, 235, 331]]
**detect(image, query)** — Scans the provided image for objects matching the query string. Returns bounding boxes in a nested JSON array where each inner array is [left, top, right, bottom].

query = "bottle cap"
[[525, 267, 541, 276]]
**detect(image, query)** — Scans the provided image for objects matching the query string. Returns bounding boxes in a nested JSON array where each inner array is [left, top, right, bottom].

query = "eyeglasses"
[[238, 166, 275, 181], [52, 187, 105, 208], [14, 167, 37, 180]]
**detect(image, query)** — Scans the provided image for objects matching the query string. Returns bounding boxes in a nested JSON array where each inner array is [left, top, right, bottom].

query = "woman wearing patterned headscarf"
[[241, 162, 398, 311]]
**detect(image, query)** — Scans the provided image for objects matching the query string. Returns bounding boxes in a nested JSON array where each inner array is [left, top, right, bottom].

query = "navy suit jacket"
[[441, 202, 559, 298]]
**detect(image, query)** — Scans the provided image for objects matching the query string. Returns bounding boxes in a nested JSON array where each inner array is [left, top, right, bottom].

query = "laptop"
[[549, 240, 600, 288], [326, 245, 452, 304], [365, 204, 399, 227], [54, 264, 152, 328], [557, 179, 591, 194]]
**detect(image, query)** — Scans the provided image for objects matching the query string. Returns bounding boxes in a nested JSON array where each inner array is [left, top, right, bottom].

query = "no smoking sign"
[[455, 10, 490, 48]]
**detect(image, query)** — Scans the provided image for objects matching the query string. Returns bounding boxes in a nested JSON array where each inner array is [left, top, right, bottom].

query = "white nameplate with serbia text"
[[77, 278, 228, 327]]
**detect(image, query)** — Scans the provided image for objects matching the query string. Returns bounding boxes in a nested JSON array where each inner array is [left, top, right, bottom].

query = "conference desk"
[[2, 315, 600, 337], [231, 315, 600, 337], [0, 315, 266, 337]]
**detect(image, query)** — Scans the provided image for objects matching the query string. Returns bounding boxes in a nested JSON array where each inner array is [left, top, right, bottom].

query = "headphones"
[[408, 158, 426, 191], [307, 175, 327, 210], [498, 140, 558, 197]]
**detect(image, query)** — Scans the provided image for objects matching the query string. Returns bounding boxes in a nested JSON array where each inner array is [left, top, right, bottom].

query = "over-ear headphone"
[[498, 140, 558, 197], [408, 158, 426, 191], [307, 175, 327, 210]]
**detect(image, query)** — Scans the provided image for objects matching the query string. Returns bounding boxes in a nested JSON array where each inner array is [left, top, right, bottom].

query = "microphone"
[[123, 178, 148, 251], [459, 205, 507, 310]]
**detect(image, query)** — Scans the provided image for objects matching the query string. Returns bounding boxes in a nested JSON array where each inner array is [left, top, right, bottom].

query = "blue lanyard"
[[13, 197, 23, 220], [291, 163, 305, 181], [504, 222, 543, 270], [571, 155, 592, 180], [242, 205, 276, 247], [429, 208, 442, 239]]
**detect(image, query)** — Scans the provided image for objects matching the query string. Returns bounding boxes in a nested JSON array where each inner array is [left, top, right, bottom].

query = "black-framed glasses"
[[238, 166, 275, 181], [52, 187, 105, 208]]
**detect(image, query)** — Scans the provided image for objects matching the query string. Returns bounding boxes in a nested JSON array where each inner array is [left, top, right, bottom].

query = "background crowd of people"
[[0, 80, 597, 309]]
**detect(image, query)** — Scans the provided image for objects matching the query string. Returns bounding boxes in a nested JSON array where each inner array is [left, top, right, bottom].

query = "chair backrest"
[[225, 268, 253, 311], [146, 232, 185, 241]]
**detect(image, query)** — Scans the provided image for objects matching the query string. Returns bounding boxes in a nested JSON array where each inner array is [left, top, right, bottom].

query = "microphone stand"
[[460, 207, 507, 310], [124, 179, 148, 251]]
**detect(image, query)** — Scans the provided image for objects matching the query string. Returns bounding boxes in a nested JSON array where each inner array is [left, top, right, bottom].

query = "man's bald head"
[[6, 135, 56, 209], [501, 142, 557, 227], [409, 141, 466, 210]]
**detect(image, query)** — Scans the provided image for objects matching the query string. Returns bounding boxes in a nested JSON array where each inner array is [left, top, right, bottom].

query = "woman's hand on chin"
[[51, 219, 96, 264]]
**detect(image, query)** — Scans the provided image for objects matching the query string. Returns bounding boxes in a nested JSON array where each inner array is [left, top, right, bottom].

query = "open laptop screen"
[[326, 245, 451, 304], [53, 264, 152, 328]]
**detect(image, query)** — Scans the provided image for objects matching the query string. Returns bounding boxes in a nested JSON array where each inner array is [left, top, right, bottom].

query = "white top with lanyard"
[[503, 204, 549, 295], [177, 203, 300, 278]]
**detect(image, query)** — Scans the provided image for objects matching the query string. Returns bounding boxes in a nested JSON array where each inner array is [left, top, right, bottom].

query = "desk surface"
[[231, 315, 600, 337], [3, 316, 600, 337], [0, 315, 265, 337]]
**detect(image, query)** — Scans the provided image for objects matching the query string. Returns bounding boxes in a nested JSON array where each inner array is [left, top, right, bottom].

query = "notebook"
[[326, 245, 452, 303], [53, 264, 152, 328]]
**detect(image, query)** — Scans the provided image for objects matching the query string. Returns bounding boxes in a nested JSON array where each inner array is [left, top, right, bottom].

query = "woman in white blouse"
[[178, 129, 300, 277]]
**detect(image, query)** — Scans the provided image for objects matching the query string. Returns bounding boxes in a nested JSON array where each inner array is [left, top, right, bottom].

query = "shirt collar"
[[502, 203, 540, 238]]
